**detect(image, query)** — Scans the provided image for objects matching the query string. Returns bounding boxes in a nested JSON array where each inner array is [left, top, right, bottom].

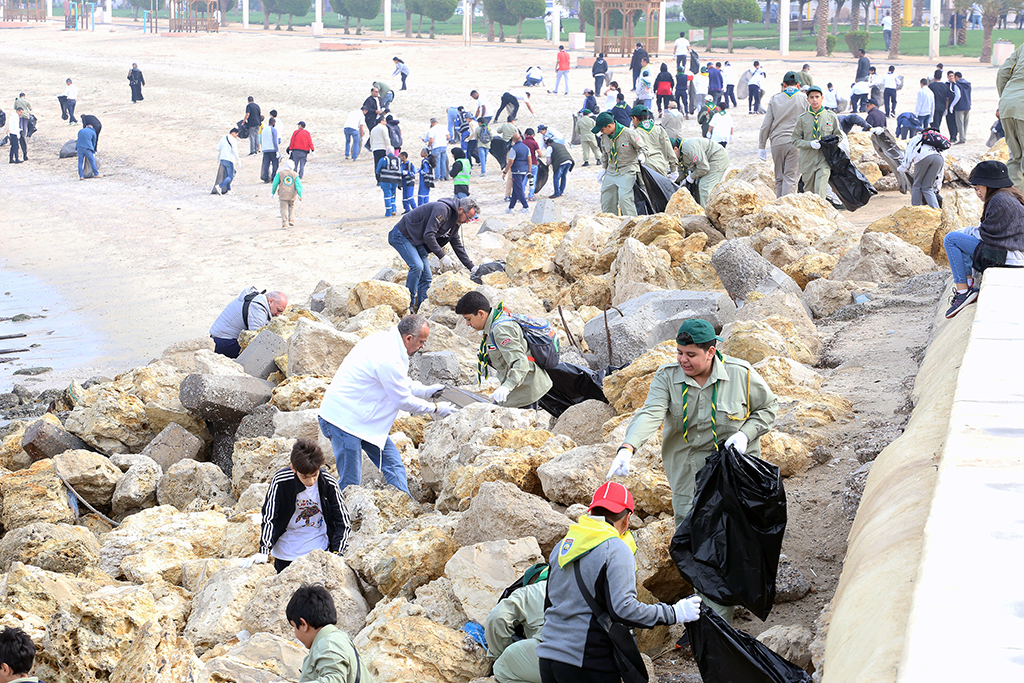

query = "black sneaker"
[[945, 288, 978, 318]]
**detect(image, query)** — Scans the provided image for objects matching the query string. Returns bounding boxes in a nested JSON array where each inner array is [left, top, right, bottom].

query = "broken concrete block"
[[409, 351, 461, 386], [178, 374, 275, 424], [21, 417, 90, 461], [234, 330, 288, 380], [140, 422, 203, 471], [531, 199, 562, 225]]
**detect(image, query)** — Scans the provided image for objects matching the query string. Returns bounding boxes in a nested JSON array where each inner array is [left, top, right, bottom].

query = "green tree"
[[832, 0, 847, 34], [338, 0, 380, 33], [420, 0, 456, 37], [277, 0, 310, 29], [979, 0, 1020, 61], [715, 0, 759, 52], [404, 0, 424, 36], [261, 0, 282, 29], [507, 0, 543, 41], [815, 0, 830, 55], [764, 0, 773, 26], [580, 0, 632, 34], [682, 0, 725, 50], [484, 0, 516, 41]]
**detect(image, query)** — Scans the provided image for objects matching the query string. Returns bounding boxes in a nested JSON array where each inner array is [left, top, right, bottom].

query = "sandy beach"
[[0, 20, 1001, 391]]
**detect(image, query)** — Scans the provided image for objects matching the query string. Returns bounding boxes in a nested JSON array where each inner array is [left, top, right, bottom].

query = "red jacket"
[[556, 50, 570, 71], [289, 128, 314, 152]]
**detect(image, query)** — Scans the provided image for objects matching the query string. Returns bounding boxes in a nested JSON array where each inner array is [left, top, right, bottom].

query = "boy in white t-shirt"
[[709, 109, 734, 147], [245, 439, 350, 573]]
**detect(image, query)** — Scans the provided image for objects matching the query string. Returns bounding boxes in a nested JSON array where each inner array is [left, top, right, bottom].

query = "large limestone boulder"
[[0, 522, 100, 574], [453, 481, 571, 555], [353, 597, 490, 683], [0, 421, 31, 471], [43, 584, 161, 682], [705, 180, 768, 233], [757, 624, 814, 670], [730, 292, 819, 357], [428, 271, 477, 307], [602, 342, 676, 415], [0, 459, 75, 531], [220, 511, 261, 558], [99, 506, 228, 579], [342, 485, 423, 548], [270, 374, 330, 411], [724, 160, 778, 200], [230, 436, 294, 498], [346, 513, 461, 598], [111, 458, 163, 517], [634, 518, 692, 602], [553, 400, 617, 445], [111, 361, 210, 443], [348, 279, 411, 316], [412, 577, 468, 630], [830, 232, 937, 283], [286, 317, 360, 377], [553, 215, 620, 279], [760, 431, 810, 477], [184, 564, 276, 652], [537, 444, 615, 509], [721, 316, 818, 365], [934, 187, 984, 262], [52, 449, 122, 508], [803, 278, 855, 318], [108, 616, 204, 683], [752, 356, 823, 394], [65, 387, 153, 454], [156, 459, 236, 510], [505, 231, 561, 280], [711, 239, 804, 306], [196, 632, 306, 683], [865, 205, 943, 256], [782, 253, 839, 290], [341, 304, 399, 338], [610, 237, 674, 306], [755, 193, 856, 248], [444, 537, 545, 624], [665, 187, 705, 217], [240, 550, 369, 639], [0, 562, 106, 634]]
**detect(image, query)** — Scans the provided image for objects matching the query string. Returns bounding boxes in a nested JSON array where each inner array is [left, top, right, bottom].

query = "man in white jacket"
[[215, 127, 241, 195], [318, 314, 455, 496], [914, 78, 935, 131]]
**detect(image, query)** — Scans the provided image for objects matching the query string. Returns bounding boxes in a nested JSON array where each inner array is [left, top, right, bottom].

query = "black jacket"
[[592, 58, 608, 76], [865, 108, 886, 127], [395, 197, 474, 268], [259, 467, 350, 555], [856, 56, 870, 82], [630, 47, 649, 70], [362, 95, 382, 129], [928, 81, 949, 112]]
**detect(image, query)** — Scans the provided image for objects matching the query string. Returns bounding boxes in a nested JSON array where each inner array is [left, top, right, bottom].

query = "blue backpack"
[[490, 314, 561, 370]]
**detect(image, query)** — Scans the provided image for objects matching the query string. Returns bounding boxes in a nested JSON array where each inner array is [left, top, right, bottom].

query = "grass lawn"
[[105, 5, 1021, 59]]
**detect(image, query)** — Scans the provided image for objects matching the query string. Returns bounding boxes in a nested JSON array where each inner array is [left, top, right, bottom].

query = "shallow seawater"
[[0, 265, 107, 393]]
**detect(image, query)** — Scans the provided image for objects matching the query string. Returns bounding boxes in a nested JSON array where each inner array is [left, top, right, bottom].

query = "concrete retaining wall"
[[823, 269, 1024, 682]]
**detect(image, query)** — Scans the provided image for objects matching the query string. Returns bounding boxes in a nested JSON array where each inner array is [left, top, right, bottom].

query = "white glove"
[[673, 595, 702, 623], [810, 140, 821, 149], [440, 255, 455, 271], [758, 149, 769, 162], [596, 169, 606, 183], [491, 386, 510, 404], [606, 446, 632, 479], [685, 173, 695, 185], [871, 126, 884, 135], [470, 264, 480, 277], [242, 552, 269, 568], [725, 431, 748, 454], [425, 383, 446, 397], [433, 401, 455, 417]]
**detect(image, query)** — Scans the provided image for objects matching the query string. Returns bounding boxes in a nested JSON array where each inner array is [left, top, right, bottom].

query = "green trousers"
[[493, 638, 542, 683], [1003, 117, 1024, 193], [600, 170, 638, 216], [802, 166, 831, 199]]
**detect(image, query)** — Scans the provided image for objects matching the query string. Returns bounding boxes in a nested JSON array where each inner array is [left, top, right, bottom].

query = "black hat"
[[968, 160, 1014, 189], [865, 98, 878, 106]]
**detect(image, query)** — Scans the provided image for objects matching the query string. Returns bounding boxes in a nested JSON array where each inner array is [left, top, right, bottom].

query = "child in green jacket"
[[288, 584, 373, 683]]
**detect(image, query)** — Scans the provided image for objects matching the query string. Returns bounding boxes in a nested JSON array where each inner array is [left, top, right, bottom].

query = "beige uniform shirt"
[[622, 355, 778, 522], [791, 107, 841, 174], [601, 125, 647, 175], [759, 88, 809, 149], [635, 122, 676, 175], [483, 311, 553, 408]]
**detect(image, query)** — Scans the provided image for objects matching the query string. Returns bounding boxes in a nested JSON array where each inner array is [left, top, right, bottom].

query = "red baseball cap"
[[588, 482, 635, 514]]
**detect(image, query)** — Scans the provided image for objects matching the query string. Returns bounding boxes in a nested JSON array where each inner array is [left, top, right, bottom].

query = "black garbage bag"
[[670, 445, 787, 621], [470, 261, 506, 285], [489, 137, 507, 168], [59, 139, 77, 158], [871, 128, 913, 194], [535, 161, 549, 194], [688, 603, 812, 683], [819, 134, 877, 211], [236, 120, 250, 139], [633, 163, 677, 215], [537, 362, 611, 418]]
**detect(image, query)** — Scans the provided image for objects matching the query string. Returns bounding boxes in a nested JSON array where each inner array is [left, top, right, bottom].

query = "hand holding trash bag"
[[673, 595, 702, 623], [724, 431, 748, 455]]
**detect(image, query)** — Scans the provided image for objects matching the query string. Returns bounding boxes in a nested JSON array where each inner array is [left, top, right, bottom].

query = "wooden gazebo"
[[2, 0, 47, 21], [592, 0, 661, 57], [168, 0, 218, 32]]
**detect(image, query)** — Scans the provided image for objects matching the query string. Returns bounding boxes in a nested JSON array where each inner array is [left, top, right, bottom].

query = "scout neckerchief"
[[782, 86, 799, 97], [477, 302, 505, 383], [678, 351, 752, 444], [638, 119, 655, 133], [808, 105, 825, 140], [607, 123, 625, 169]]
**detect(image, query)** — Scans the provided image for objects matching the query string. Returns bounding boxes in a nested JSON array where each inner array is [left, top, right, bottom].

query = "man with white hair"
[[209, 288, 288, 358], [272, 158, 302, 228]]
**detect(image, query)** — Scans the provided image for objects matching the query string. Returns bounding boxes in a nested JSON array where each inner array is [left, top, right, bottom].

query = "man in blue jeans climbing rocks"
[[317, 314, 456, 496], [386, 196, 478, 313]]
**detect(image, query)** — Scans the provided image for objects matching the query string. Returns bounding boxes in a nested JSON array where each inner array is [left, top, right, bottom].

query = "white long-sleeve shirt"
[[915, 86, 935, 116], [824, 88, 838, 109], [883, 73, 899, 90], [318, 327, 436, 449], [260, 125, 279, 153], [748, 68, 766, 89], [217, 134, 240, 164], [62, 84, 78, 100]]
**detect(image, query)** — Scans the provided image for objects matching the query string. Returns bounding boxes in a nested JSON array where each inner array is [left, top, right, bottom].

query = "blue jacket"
[[76, 126, 97, 152], [708, 67, 723, 91], [954, 79, 972, 111], [509, 140, 530, 174]]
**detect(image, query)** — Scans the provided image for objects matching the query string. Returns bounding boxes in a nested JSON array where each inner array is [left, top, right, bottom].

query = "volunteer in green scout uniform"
[[677, 136, 731, 207], [456, 291, 552, 409], [485, 576, 548, 683], [594, 110, 647, 216], [608, 319, 778, 621], [574, 110, 599, 166], [630, 104, 675, 176], [791, 84, 841, 199]]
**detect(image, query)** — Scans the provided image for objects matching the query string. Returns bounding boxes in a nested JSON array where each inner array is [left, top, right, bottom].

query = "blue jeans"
[[344, 127, 361, 159], [381, 182, 397, 216], [529, 164, 538, 198], [478, 147, 488, 173], [510, 172, 529, 209], [290, 150, 307, 178], [944, 229, 981, 284], [552, 161, 570, 195], [388, 225, 431, 306], [77, 149, 97, 177], [381, 91, 394, 110], [318, 417, 409, 494], [447, 107, 460, 140], [432, 147, 448, 180], [218, 159, 235, 192], [555, 69, 569, 94]]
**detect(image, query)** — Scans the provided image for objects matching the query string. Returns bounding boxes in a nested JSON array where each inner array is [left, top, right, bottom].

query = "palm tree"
[[888, 0, 902, 58], [816, 0, 830, 55], [832, 0, 847, 34]]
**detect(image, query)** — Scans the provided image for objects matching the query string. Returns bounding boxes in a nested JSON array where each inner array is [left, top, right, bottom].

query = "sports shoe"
[[945, 288, 978, 318], [214, 185, 223, 195]]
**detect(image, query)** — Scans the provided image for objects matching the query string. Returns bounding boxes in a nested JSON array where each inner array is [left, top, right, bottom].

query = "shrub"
[[826, 34, 836, 56], [844, 30, 869, 57]]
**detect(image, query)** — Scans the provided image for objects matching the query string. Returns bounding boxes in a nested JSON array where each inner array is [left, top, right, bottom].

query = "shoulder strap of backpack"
[[573, 560, 614, 632], [241, 289, 267, 329]]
